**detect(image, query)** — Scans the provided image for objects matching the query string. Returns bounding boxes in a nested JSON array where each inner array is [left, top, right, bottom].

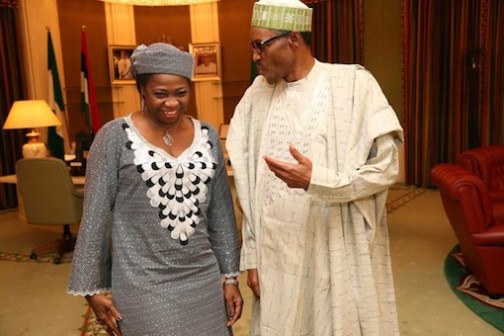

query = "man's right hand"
[[247, 268, 260, 299]]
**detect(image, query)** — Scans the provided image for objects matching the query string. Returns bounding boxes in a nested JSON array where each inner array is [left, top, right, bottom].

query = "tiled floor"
[[0, 186, 502, 335]]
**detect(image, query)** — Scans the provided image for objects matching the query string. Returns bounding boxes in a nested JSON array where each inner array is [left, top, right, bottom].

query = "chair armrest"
[[471, 224, 504, 246]]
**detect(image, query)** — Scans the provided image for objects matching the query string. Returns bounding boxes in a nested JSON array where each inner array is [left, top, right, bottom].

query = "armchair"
[[16, 157, 83, 264], [431, 163, 504, 295], [457, 145, 504, 201]]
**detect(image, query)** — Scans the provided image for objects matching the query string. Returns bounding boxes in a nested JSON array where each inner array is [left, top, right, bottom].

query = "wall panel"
[[57, 0, 113, 139], [218, 0, 256, 123]]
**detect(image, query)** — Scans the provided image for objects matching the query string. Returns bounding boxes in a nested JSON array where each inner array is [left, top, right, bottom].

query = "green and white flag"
[[47, 30, 70, 159]]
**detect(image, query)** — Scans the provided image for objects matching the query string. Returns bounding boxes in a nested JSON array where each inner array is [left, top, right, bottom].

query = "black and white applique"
[[123, 123, 217, 245]]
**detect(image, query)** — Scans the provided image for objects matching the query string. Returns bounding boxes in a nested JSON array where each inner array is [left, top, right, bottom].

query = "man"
[[117, 50, 133, 79], [226, 0, 404, 335], [195, 52, 217, 74]]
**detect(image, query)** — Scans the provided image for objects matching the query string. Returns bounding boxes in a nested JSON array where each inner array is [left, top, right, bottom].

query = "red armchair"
[[431, 163, 504, 295], [458, 145, 504, 201]]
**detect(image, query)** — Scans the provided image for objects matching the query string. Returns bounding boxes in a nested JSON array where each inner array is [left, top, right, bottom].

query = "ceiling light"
[[99, 0, 219, 6]]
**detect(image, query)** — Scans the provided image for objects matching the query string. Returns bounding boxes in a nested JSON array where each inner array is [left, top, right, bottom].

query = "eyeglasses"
[[250, 32, 291, 53]]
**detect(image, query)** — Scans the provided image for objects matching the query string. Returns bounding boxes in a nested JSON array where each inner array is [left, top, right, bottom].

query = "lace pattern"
[[123, 123, 217, 245]]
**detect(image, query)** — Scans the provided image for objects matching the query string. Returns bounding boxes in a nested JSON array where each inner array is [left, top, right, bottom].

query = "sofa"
[[431, 163, 504, 295]]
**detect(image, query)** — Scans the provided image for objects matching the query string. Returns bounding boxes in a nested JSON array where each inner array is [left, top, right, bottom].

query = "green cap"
[[251, 0, 312, 32]]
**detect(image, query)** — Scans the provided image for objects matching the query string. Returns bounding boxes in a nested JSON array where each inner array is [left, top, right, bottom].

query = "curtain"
[[402, 0, 504, 186], [0, 1, 25, 209], [479, 2, 504, 144], [306, 0, 364, 64], [0, 0, 17, 8]]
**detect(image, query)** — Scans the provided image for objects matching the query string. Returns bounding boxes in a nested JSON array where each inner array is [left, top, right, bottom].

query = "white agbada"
[[226, 61, 404, 336]]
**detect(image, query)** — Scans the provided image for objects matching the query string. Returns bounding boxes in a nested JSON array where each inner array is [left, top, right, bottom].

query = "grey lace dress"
[[68, 115, 240, 336]]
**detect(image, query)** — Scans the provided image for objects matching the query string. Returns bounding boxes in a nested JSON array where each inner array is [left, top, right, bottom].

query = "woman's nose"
[[163, 96, 178, 107]]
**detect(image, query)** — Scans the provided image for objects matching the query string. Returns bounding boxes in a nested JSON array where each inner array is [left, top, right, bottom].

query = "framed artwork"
[[108, 45, 136, 85], [189, 42, 221, 81]]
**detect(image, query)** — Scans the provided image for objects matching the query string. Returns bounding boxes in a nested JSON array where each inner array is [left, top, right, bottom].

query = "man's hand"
[[247, 268, 260, 299], [263, 144, 312, 190]]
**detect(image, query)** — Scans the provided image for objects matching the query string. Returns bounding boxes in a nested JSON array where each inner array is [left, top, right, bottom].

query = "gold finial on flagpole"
[[82, 25, 86, 31]]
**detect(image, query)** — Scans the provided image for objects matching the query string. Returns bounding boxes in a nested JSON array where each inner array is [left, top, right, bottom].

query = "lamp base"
[[22, 142, 48, 158], [22, 130, 48, 158]]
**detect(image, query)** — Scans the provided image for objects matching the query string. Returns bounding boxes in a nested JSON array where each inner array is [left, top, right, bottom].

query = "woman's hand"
[[223, 283, 243, 327], [86, 294, 123, 336]]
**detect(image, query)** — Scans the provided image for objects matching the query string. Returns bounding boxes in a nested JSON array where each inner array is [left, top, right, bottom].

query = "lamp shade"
[[99, 0, 219, 5], [3, 100, 61, 130]]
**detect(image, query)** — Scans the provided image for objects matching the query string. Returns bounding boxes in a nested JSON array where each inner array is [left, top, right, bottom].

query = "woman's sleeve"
[[206, 128, 240, 277], [67, 123, 119, 296]]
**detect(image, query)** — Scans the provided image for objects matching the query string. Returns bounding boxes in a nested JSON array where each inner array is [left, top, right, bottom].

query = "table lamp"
[[3, 100, 62, 158]]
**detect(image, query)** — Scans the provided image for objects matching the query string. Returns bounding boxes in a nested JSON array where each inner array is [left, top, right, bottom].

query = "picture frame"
[[108, 45, 136, 85], [189, 42, 222, 81]]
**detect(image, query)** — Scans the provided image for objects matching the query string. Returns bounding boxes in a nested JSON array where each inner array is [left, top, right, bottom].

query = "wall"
[[218, 0, 256, 123], [363, 0, 405, 183], [363, 0, 403, 122]]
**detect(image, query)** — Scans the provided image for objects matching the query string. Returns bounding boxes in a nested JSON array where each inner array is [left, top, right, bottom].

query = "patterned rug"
[[0, 251, 72, 264], [444, 245, 504, 332], [386, 186, 427, 213]]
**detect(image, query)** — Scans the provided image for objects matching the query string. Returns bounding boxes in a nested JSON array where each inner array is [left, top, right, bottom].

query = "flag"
[[80, 28, 101, 135], [47, 30, 70, 159]]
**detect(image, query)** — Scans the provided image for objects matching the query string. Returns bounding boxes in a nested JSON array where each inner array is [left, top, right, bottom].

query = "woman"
[[68, 43, 243, 336]]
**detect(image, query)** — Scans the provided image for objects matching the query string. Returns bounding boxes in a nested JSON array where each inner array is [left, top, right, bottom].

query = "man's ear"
[[288, 32, 302, 47]]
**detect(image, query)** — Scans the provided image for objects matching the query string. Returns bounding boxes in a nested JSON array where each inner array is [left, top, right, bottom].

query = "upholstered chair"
[[431, 163, 504, 296], [16, 157, 83, 264], [458, 145, 504, 201]]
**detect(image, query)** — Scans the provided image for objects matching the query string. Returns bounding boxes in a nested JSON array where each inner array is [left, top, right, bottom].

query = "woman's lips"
[[162, 110, 178, 118]]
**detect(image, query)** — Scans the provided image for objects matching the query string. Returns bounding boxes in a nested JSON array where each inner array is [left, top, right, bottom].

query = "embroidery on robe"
[[123, 122, 217, 245], [262, 74, 331, 206]]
